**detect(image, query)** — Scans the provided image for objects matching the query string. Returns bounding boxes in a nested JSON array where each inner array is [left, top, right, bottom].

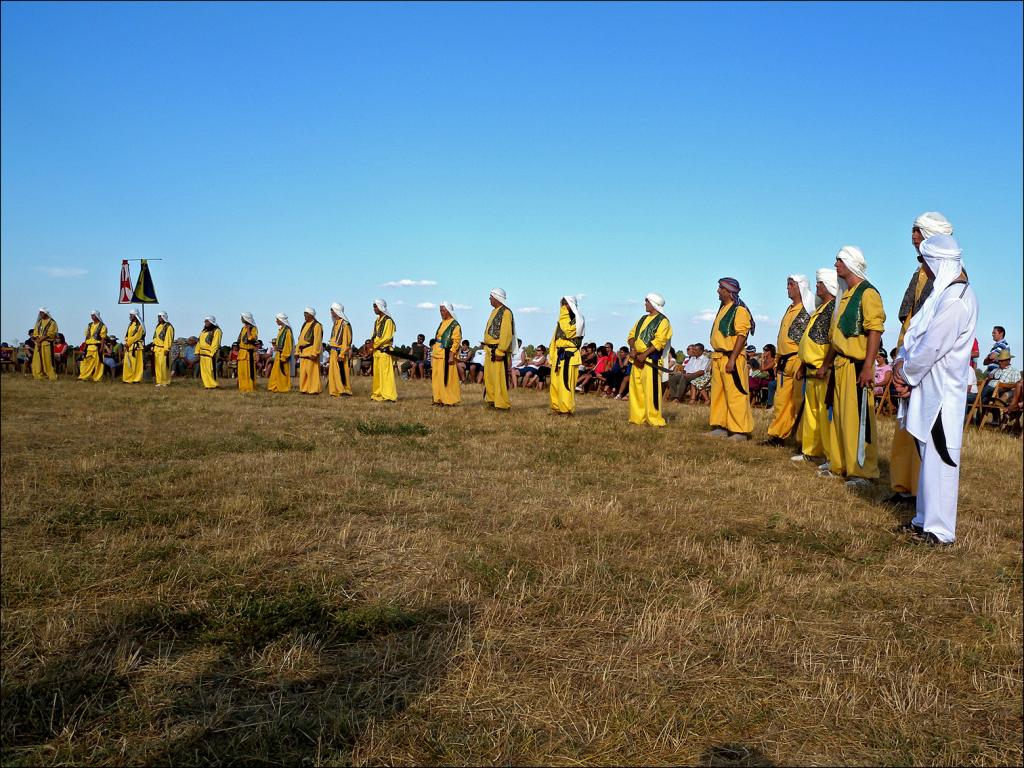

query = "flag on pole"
[[119, 260, 133, 303], [131, 259, 158, 303]]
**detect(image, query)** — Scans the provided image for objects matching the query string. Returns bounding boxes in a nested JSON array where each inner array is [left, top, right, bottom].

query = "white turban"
[[788, 274, 815, 316], [562, 295, 586, 338], [275, 313, 289, 325], [914, 211, 954, 239], [204, 315, 216, 324], [241, 312, 254, 325], [899, 234, 964, 364], [645, 292, 665, 310], [128, 307, 141, 319], [91, 310, 103, 321], [815, 268, 838, 302], [157, 311, 168, 321], [489, 288, 507, 305], [303, 306, 316, 317], [373, 298, 391, 318], [832, 247, 867, 330], [440, 301, 457, 320], [38, 306, 50, 316], [330, 302, 348, 323]]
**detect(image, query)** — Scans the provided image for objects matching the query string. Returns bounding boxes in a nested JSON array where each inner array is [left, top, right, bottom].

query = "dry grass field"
[[1, 372, 1021, 766]]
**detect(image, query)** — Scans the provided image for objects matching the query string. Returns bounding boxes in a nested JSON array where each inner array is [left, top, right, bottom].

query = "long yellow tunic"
[[122, 319, 146, 383], [550, 305, 581, 414], [152, 321, 174, 386], [237, 324, 259, 392], [267, 326, 293, 393], [431, 317, 462, 405], [31, 316, 58, 381], [327, 319, 353, 397], [767, 302, 808, 439], [483, 305, 514, 409], [797, 299, 833, 459], [709, 301, 753, 434], [196, 325, 222, 389], [78, 321, 107, 381], [891, 267, 928, 495], [628, 312, 672, 427], [296, 319, 323, 394], [371, 315, 397, 402], [826, 283, 885, 479]]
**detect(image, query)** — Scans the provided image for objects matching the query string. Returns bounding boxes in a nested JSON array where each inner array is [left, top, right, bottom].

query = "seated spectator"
[[671, 343, 710, 402], [228, 342, 240, 379], [582, 342, 617, 393], [455, 340, 473, 383], [601, 346, 629, 398], [104, 336, 123, 379], [761, 344, 777, 407], [574, 343, 600, 392], [355, 339, 374, 376], [466, 345, 485, 384], [688, 345, 713, 403], [968, 349, 1021, 423], [982, 326, 1010, 373], [873, 350, 892, 398], [509, 339, 529, 388], [748, 354, 771, 405], [405, 334, 428, 379], [51, 333, 69, 374], [521, 345, 549, 389], [0, 341, 15, 372]]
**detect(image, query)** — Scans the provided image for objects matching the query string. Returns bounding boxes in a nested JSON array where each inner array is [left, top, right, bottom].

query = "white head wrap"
[[788, 274, 815, 316], [815, 268, 838, 303], [645, 292, 666, 310], [899, 234, 964, 362], [275, 313, 289, 326], [832, 246, 867, 329], [490, 288, 507, 305], [241, 311, 254, 325], [303, 306, 316, 318], [204, 314, 216, 325], [128, 307, 141, 319], [440, 301, 457, 321], [38, 306, 50, 316], [373, 298, 391, 318], [330, 302, 348, 323], [914, 211, 954, 239], [91, 310, 102, 321], [157, 311, 168, 321], [562, 295, 586, 338]]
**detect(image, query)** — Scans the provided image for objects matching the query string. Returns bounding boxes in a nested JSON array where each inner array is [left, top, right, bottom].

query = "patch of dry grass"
[[1, 374, 1021, 765]]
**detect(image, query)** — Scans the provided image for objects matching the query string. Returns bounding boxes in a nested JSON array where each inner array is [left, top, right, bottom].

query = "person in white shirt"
[[892, 234, 977, 546]]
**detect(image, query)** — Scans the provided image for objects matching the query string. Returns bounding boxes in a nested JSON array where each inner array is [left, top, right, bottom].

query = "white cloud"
[[381, 278, 437, 287], [38, 266, 88, 278], [416, 302, 436, 310], [516, 307, 544, 314], [392, 300, 405, 306], [452, 303, 472, 310], [691, 309, 717, 323], [610, 311, 624, 317], [754, 314, 773, 323]]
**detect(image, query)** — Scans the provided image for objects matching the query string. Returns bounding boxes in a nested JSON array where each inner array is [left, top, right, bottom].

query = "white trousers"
[[912, 431, 961, 544]]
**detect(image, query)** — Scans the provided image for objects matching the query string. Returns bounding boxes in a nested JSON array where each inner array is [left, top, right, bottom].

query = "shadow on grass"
[[700, 742, 775, 767], [2, 586, 470, 766]]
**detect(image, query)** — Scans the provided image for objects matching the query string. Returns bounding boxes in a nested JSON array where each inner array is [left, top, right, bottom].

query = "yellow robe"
[[31, 317, 58, 381], [628, 312, 672, 427], [550, 305, 581, 414], [826, 283, 885, 479], [237, 324, 259, 392], [431, 317, 462, 405], [268, 326, 293, 393], [152, 321, 174, 386], [797, 299, 834, 458], [78, 321, 107, 381], [483, 305, 514, 409], [122, 319, 146, 383], [767, 303, 808, 439], [709, 301, 754, 434], [196, 325, 222, 389], [296, 319, 323, 394], [371, 315, 397, 402], [890, 267, 928, 495], [327, 319, 353, 397]]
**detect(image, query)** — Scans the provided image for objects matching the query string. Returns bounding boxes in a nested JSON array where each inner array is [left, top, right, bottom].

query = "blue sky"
[[2, 1, 1021, 355]]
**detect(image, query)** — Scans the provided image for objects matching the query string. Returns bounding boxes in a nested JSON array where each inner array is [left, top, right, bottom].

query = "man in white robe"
[[892, 234, 977, 546]]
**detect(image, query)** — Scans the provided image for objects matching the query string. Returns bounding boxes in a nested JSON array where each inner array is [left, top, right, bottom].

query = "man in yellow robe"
[[432, 301, 462, 406], [550, 295, 585, 414], [763, 275, 813, 445], [30, 307, 58, 381], [327, 302, 353, 397], [483, 288, 515, 409], [296, 307, 323, 394], [708, 278, 754, 440], [267, 313, 293, 393], [196, 315, 222, 389], [887, 211, 954, 504], [628, 293, 673, 427], [792, 269, 837, 464], [237, 312, 259, 392], [371, 299, 398, 402], [152, 311, 174, 387], [820, 247, 886, 487], [122, 308, 146, 383], [78, 311, 107, 382]]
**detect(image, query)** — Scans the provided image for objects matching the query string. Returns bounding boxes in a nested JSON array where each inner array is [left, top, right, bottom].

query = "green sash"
[[837, 281, 874, 338], [275, 326, 290, 351], [717, 304, 739, 337], [634, 313, 665, 345], [436, 319, 459, 350], [487, 307, 506, 339]]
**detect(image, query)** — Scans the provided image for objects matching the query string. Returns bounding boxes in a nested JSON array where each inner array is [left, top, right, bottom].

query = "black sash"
[[931, 410, 957, 468], [776, 352, 798, 384], [713, 348, 748, 395]]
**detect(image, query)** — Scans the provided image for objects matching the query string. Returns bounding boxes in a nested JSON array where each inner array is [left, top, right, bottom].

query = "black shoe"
[[896, 521, 923, 536], [884, 492, 916, 505], [918, 531, 953, 547], [758, 436, 784, 447]]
